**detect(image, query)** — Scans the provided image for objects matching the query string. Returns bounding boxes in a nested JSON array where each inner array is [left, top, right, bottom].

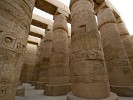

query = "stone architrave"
[[0, 0, 35, 100], [117, 22, 133, 70], [36, 28, 53, 90], [67, 0, 118, 100], [97, 8, 133, 96], [45, 14, 70, 96]]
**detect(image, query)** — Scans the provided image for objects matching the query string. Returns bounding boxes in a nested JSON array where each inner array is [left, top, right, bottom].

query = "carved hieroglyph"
[[46, 13, 70, 95], [97, 8, 133, 86], [69, 0, 110, 99], [0, 0, 35, 100], [117, 22, 133, 70]]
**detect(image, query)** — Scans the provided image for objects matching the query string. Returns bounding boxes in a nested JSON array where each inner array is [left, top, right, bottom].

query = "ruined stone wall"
[[0, 0, 35, 100]]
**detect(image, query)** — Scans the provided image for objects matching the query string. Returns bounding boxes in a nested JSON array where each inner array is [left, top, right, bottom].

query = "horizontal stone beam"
[[94, 0, 120, 19], [32, 14, 53, 29], [31, 14, 71, 36], [30, 25, 45, 38], [28, 35, 41, 45], [35, 0, 71, 22]]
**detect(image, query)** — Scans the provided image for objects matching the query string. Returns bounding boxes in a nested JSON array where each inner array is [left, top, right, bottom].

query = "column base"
[[45, 84, 71, 96], [16, 86, 25, 97], [35, 82, 47, 90], [67, 92, 119, 100], [110, 85, 133, 97]]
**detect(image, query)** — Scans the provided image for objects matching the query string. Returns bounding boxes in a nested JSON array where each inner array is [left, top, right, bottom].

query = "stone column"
[[45, 13, 70, 96], [0, 0, 35, 100], [97, 8, 133, 96], [36, 27, 53, 90], [68, 36, 72, 66], [67, 0, 118, 100], [117, 22, 133, 70], [30, 46, 40, 86], [130, 35, 133, 43], [20, 43, 37, 83], [34, 37, 45, 89]]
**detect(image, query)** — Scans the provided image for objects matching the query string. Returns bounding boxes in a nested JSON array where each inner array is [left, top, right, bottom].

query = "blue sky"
[[33, 0, 133, 35]]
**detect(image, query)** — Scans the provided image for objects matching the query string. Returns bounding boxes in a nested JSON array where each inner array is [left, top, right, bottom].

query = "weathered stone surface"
[[35, 82, 47, 90], [45, 84, 71, 96], [68, 0, 113, 99], [117, 22, 133, 70], [32, 38, 45, 88], [34, 28, 53, 89], [20, 44, 37, 83], [0, 0, 35, 100], [110, 85, 133, 97], [38, 29, 53, 83], [16, 86, 25, 97], [45, 14, 70, 96], [67, 92, 119, 100], [30, 46, 40, 85], [97, 8, 133, 96]]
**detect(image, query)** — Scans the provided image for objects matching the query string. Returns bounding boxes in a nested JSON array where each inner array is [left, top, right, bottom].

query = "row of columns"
[[97, 7, 133, 97], [1, 0, 133, 100]]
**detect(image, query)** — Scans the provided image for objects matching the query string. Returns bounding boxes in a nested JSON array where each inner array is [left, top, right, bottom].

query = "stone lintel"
[[30, 25, 45, 38], [32, 14, 53, 29], [28, 35, 41, 45], [35, 0, 71, 23]]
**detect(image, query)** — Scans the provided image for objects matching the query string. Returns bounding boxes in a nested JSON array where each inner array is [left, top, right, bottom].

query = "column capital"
[[97, 8, 116, 29], [54, 8, 69, 18]]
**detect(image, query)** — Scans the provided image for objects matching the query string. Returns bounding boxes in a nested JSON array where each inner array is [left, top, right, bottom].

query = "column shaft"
[[20, 44, 37, 83], [97, 8, 133, 96], [0, 0, 35, 100], [67, 0, 117, 100], [45, 14, 70, 96], [117, 22, 133, 69], [36, 29, 53, 90]]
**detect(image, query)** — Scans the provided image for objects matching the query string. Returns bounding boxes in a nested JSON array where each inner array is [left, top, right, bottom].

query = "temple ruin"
[[0, 0, 133, 100]]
